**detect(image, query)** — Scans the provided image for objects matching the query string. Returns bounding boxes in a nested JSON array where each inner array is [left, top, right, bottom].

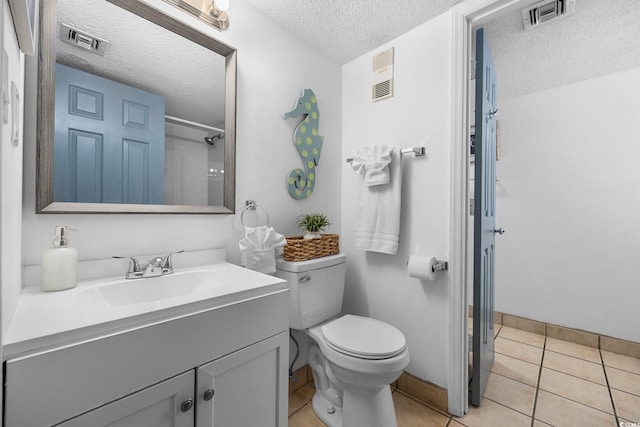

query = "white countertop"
[[4, 262, 287, 359]]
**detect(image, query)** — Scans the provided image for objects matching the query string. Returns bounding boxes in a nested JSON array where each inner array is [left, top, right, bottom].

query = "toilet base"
[[310, 384, 398, 427], [312, 392, 343, 427]]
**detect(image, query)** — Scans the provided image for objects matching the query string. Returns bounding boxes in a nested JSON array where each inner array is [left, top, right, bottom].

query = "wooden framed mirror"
[[36, 0, 236, 213]]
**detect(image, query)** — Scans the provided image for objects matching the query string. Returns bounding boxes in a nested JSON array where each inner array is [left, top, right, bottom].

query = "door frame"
[[448, 0, 530, 416]]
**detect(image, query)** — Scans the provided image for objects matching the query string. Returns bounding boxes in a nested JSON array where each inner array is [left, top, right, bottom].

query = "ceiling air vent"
[[372, 47, 394, 102], [60, 23, 109, 56], [521, 0, 576, 30]]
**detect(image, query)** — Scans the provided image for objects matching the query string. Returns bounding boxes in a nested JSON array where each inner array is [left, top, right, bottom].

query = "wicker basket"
[[283, 234, 340, 262]]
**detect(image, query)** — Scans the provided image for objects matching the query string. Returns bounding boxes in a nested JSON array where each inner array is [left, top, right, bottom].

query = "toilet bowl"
[[276, 254, 410, 427]]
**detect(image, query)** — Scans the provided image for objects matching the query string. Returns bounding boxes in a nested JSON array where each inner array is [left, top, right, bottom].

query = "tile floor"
[[288, 323, 640, 426]]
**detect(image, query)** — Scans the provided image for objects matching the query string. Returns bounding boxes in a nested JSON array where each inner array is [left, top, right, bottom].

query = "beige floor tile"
[[532, 420, 553, 426], [288, 384, 315, 416], [606, 366, 640, 396], [495, 337, 544, 365], [392, 392, 450, 427], [602, 350, 640, 375], [543, 350, 607, 385], [498, 326, 545, 348], [288, 403, 326, 427], [534, 390, 617, 427], [545, 337, 601, 363], [484, 372, 536, 416], [491, 352, 540, 387], [611, 388, 640, 422], [448, 421, 466, 427], [458, 398, 530, 427], [539, 368, 613, 414]]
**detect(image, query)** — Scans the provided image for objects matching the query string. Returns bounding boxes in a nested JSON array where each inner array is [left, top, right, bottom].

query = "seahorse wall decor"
[[282, 89, 323, 200]]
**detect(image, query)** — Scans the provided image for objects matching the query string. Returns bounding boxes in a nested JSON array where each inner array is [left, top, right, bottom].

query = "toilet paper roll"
[[408, 255, 437, 281]]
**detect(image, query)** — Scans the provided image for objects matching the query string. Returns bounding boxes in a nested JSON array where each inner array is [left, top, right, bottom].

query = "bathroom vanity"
[[3, 261, 289, 427]]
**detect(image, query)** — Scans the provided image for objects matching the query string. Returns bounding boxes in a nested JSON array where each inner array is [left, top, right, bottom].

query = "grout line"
[[601, 347, 620, 426], [530, 333, 546, 427]]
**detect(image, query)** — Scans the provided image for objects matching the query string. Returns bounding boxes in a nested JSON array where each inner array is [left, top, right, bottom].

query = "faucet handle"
[[161, 250, 184, 269], [112, 256, 143, 278]]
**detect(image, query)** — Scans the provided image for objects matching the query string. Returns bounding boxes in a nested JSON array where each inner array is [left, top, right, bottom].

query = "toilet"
[[276, 253, 409, 427]]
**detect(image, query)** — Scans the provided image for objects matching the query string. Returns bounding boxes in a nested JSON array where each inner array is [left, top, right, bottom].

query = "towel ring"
[[241, 200, 270, 227]]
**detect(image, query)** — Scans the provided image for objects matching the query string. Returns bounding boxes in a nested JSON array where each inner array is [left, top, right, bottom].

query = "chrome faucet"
[[113, 250, 184, 279]]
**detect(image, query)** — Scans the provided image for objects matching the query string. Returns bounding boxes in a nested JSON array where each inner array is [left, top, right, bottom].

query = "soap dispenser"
[[41, 226, 78, 292]]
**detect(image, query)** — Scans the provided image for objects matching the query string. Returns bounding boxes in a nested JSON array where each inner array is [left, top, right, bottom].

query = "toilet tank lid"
[[276, 253, 346, 273]]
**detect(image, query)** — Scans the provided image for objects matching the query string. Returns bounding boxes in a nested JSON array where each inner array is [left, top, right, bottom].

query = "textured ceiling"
[[484, 0, 640, 99], [244, 0, 464, 64], [57, 0, 226, 128]]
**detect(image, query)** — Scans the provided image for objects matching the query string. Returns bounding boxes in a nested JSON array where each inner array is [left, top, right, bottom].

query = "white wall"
[[342, 11, 454, 388], [494, 66, 640, 343], [2, 0, 24, 338], [16, 1, 342, 328]]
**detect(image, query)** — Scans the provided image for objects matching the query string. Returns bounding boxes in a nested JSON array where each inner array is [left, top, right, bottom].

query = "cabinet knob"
[[203, 388, 215, 401], [180, 398, 194, 412]]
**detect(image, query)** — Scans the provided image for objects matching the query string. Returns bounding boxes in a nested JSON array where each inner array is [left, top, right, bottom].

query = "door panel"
[[54, 63, 165, 204], [471, 27, 498, 407], [196, 333, 288, 427], [58, 370, 194, 427]]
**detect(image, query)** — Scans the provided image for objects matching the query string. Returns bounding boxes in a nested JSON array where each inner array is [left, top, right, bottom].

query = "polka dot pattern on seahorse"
[[312, 148, 319, 156], [311, 96, 317, 103], [307, 161, 315, 169], [306, 190, 312, 197], [296, 137, 302, 145], [305, 102, 311, 110], [311, 112, 318, 119], [312, 128, 317, 136], [306, 137, 312, 145], [308, 173, 315, 181], [300, 125, 306, 134], [302, 150, 308, 158]]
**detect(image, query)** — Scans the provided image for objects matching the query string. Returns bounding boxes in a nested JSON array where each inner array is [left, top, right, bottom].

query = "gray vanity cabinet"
[[4, 290, 289, 427], [56, 332, 289, 427]]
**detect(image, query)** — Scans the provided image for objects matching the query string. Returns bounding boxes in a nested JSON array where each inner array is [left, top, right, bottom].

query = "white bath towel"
[[353, 147, 402, 254], [239, 226, 287, 273], [350, 144, 393, 186]]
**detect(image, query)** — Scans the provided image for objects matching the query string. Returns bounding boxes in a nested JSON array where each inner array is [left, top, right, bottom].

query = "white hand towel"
[[354, 147, 402, 254], [351, 144, 393, 186], [239, 226, 287, 273]]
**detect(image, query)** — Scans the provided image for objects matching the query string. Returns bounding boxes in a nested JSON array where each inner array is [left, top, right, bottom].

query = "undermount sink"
[[96, 270, 215, 307]]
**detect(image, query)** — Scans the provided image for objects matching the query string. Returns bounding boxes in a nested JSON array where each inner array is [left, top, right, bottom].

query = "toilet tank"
[[276, 253, 346, 330]]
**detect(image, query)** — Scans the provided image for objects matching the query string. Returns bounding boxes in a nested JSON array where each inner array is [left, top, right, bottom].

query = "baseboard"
[[469, 306, 640, 358], [397, 372, 449, 414]]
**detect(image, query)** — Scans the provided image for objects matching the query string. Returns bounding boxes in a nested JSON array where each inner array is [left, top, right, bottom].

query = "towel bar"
[[346, 146, 425, 163], [241, 200, 270, 227]]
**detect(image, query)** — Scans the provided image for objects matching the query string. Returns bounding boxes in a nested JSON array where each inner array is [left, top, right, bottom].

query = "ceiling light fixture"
[[209, 0, 230, 31]]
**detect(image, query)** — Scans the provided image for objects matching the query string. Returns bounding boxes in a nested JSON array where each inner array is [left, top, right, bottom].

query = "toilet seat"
[[321, 315, 406, 360]]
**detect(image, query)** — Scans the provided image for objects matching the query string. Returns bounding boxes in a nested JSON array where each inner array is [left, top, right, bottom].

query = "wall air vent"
[[372, 47, 394, 102], [521, 0, 576, 30], [60, 23, 109, 56]]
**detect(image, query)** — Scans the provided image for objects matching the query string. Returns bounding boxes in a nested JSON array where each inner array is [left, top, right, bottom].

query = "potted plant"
[[296, 213, 331, 239]]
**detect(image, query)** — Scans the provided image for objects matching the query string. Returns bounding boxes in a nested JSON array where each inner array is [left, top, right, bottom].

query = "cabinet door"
[[58, 370, 195, 427], [196, 332, 288, 427]]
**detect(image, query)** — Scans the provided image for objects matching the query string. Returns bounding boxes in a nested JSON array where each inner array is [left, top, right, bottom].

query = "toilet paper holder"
[[432, 260, 449, 272]]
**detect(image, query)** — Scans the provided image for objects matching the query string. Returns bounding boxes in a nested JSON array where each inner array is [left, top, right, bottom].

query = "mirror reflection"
[[36, 0, 236, 213]]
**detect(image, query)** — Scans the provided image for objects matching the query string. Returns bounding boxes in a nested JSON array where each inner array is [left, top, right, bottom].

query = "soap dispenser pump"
[[41, 226, 78, 292]]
